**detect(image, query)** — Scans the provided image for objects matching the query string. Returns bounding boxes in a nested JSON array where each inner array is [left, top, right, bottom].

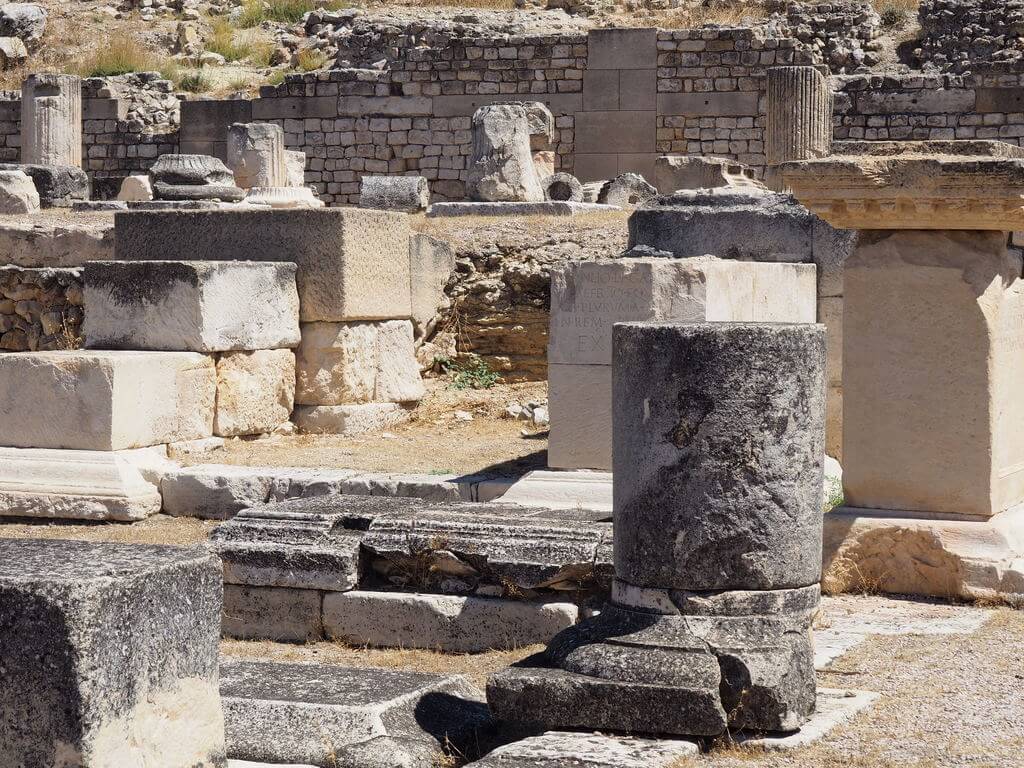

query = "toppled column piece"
[[597, 173, 657, 208], [0, 163, 89, 207], [20, 73, 81, 167], [226, 122, 287, 189], [489, 322, 827, 737], [149, 154, 245, 202], [83, 260, 300, 352], [542, 172, 583, 202], [359, 175, 429, 212], [467, 104, 545, 203], [766, 66, 833, 167], [654, 155, 765, 193], [0, 539, 226, 766], [0, 169, 39, 213]]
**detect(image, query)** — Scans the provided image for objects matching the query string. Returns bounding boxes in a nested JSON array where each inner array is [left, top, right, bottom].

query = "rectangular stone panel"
[[83, 260, 300, 352], [547, 363, 612, 472], [587, 28, 657, 70], [574, 111, 656, 154], [0, 540, 225, 766], [583, 69, 619, 111], [0, 350, 215, 450], [433, 94, 583, 118], [574, 153, 620, 183], [214, 349, 296, 437], [975, 87, 1024, 114], [548, 257, 816, 366], [337, 96, 433, 117], [250, 96, 337, 120], [855, 89, 976, 115], [222, 585, 324, 643], [114, 209, 412, 322], [619, 69, 657, 111], [657, 92, 759, 117]]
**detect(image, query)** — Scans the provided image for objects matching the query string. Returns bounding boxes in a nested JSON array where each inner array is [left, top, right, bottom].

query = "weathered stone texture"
[[21, 73, 81, 167], [214, 349, 295, 437], [359, 174, 429, 212], [467, 104, 544, 203], [226, 122, 287, 190]]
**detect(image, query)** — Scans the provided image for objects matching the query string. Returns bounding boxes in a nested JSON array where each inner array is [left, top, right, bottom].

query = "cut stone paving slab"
[[466, 731, 698, 767], [735, 689, 881, 751], [83, 260, 300, 352], [220, 660, 492, 767], [114, 209, 412, 322], [323, 591, 579, 653], [497, 470, 613, 514], [0, 446, 162, 521], [0, 350, 216, 451], [0, 539, 225, 767]]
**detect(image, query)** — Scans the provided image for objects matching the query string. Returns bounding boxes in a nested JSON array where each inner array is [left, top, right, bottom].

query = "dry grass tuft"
[[872, 0, 920, 27], [640, 0, 768, 29], [77, 34, 168, 78], [821, 554, 887, 597]]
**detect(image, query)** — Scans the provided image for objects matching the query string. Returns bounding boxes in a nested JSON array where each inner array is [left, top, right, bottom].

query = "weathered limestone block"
[[614, 323, 826, 591], [292, 402, 413, 435], [222, 585, 323, 643], [362, 506, 613, 596], [220, 661, 491, 766], [214, 349, 295, 438], [0, 169, 38, 213], [0, 350, 216, 450], [83, 261, 300, 352], [467, 104, 544, 203], [226, 122, 286, 190], [114, 209, 413, 322], [0, 445, 162, 521], [243, 186, 324, 209], [21, 73, 81, 167], [0, 163, 89, 207], [766, 66, 833, 167], [359, 175, 429, 212], [654, 155, 764, 193], [295, 320, 424, 405], [549, 257, 817, 367], [542, 173, 583, 202], [466, 731, 698, 767], [285, 150, 306, 187], [323, 591, 579, 653], [117, 174, 154, 202], [0, 539, 226, 767], [409, 233, 454, 338], [547, 363, 611, 472], [597, 173, 657, 208], [210, 497, 377, 590]]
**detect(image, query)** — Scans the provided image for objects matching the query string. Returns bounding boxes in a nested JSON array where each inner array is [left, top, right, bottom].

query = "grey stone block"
[[574, 111, 656, 154], [0, 163, 89, 208], [586, 28, 657, 70], [466, 731, 698, 767], [359, 175, 429, 213], [83, 260, 300, 352], [150, 153, 236, 186], [114, 209, 412, 322], [427, 202, 619, 217], [409, 233, 454, 338], [322, 591, 578, 652], [220, 661, 492, 766], [613, 322, 826, 591], [222, 584, 324, 643], [0, 539, 226, 766], [153, 182, 246, 202]]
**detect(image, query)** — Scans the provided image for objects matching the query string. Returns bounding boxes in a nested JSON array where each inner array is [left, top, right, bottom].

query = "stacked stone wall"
[[0, 266, 83, 352]]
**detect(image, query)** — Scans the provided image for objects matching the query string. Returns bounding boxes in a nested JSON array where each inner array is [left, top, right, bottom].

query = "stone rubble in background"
[[0, 264, 82, 351]]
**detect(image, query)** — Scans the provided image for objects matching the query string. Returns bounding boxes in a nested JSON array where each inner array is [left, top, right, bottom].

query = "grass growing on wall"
[[238, 0, 350, 27]]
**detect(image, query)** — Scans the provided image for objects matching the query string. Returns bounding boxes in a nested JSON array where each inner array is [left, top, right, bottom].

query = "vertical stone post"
[[226, 122, 287, 190], [20, 73, 82, 167], [765, 66, 832, 167], [489, 321, 827, 737]]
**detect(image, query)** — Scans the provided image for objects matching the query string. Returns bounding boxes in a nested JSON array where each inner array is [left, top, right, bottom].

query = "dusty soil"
[[0, 513, 218, 545], [181, 380, 549, 475]]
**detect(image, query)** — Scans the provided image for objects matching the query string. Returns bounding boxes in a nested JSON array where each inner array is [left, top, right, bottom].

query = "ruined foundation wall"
[[0, 266, 83, 352]]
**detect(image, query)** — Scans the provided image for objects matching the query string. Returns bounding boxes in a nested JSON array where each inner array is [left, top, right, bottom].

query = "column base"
[[823, 505, 1024, 604]]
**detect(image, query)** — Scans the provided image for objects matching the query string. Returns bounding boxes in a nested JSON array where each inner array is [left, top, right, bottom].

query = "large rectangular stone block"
[[114, 209, 412, 322], [549, 257, 817, 366], [0, 539, 225, 766], [586, 28, 657, 70], [657, 91, 759, 117], [547, 363, 612, 471], [574, 111, 656, 154], [83, 261, 300, 352], [214, 349, 296, 437], [0, 350, 216, 450]]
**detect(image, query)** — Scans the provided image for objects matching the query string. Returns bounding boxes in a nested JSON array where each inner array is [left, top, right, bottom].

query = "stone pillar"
[[466, 104, 544, 203], [489, 322, 827, 738], [226, 122, 286, 190], [765, 66, 832, 167], [20, 73, 81, 168], [783, 140, 1024, 603]]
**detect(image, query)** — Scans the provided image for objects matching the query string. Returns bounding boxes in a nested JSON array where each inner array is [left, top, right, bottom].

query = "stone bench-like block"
[[114, 209, 412, 322], [83, 261, 300, 352], [0, 539, 225, 766], [221, 660, 490, 766], [323, 591, 578, 653], [0, 350, 216, 450], [0, 446, 162, 521]]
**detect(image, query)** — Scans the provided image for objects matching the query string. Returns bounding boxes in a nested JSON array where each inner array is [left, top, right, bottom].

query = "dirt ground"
[[179, 380, 550, 476], [0, 513, 218, 546]]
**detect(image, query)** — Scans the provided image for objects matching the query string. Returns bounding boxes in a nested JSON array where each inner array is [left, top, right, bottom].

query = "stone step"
[[83, 260, 300, 353], [0, 350, 216, 450], [465, 731, 698, 767], [220, 660, 491, 767]]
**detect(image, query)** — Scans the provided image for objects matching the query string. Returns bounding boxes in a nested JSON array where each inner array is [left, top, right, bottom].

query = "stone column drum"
[[466, 104, 544, 203], [765, 66, 832, 167], [488, 322, 827, 738], [226, 122, 287, 190], [21, 73, 82, 167]]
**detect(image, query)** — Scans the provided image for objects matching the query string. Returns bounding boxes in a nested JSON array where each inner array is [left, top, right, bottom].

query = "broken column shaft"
[[21, 73, 82, 168], [488, 321, 827, 737]]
